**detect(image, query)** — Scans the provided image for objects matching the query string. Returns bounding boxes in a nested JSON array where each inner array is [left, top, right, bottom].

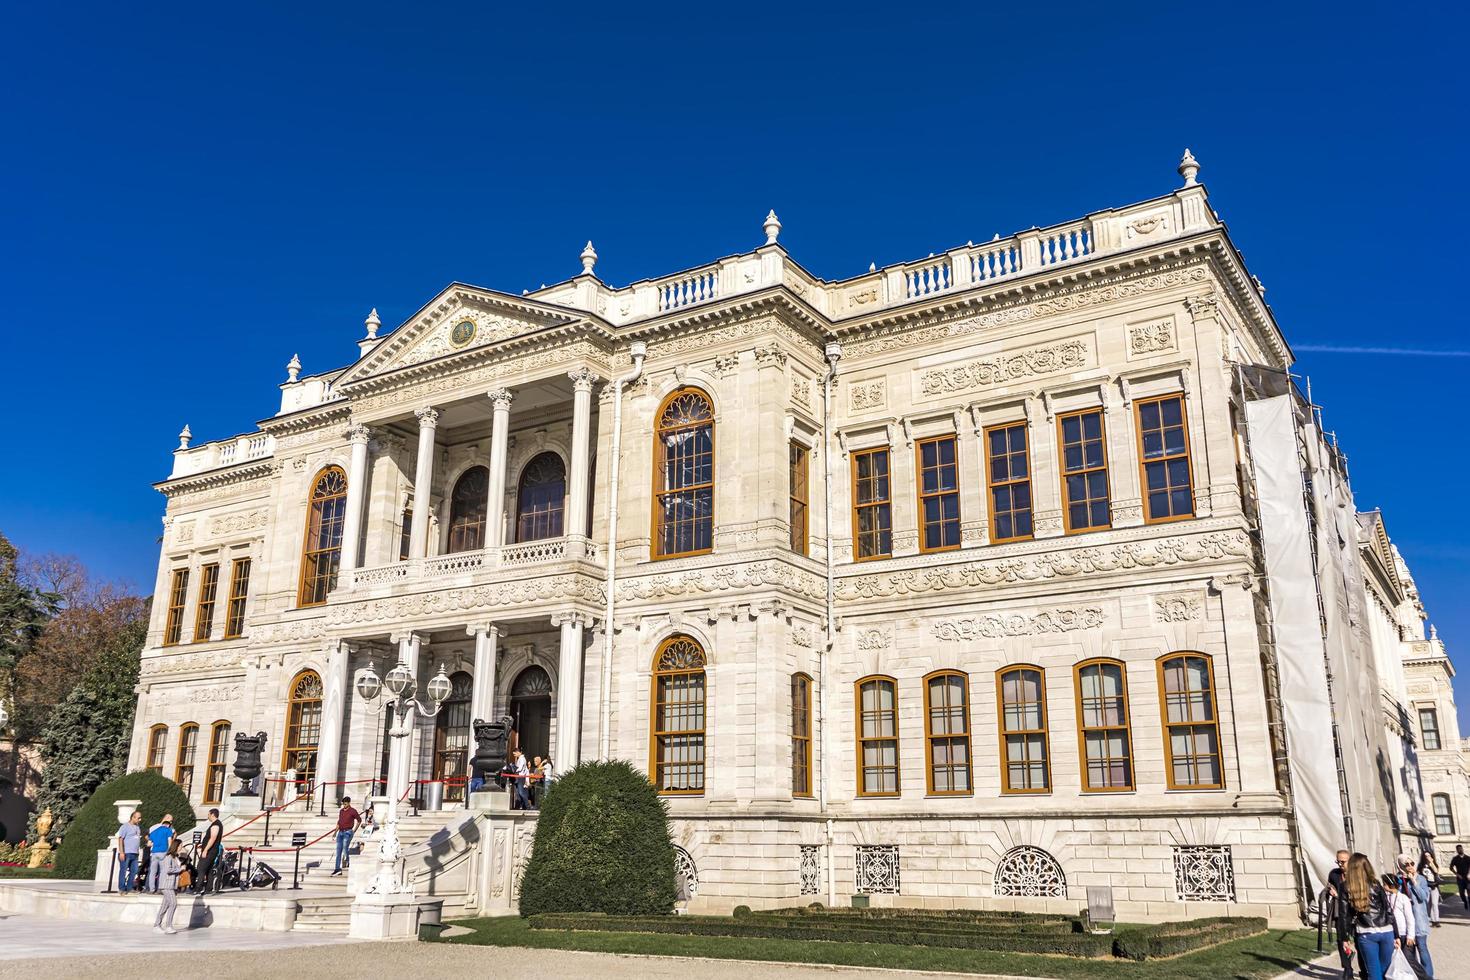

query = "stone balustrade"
[[169, 431, 275, 478], [346, 535, 598, 590]]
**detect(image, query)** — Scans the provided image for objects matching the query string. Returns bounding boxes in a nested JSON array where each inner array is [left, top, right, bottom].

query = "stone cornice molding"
[[155, 459, 275, 498], [324, 573, 604, 628]]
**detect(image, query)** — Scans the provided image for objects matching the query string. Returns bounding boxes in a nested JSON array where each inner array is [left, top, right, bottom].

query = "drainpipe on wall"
[[821, 341, 842, 907], [599, 340, 647, 760]]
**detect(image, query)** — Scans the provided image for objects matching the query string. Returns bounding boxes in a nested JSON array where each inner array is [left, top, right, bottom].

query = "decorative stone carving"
[[208, 510, 269, 538], [511, 824, 535, 900], [919, 338, 1089, 396], [932, 607, 1104, 641], [789, 378, 812, 410], [618, 559, 825, 603], [1154, 593, 1205, 623], [855, 845, 900, 895], [754, 343, 787, 368], [836, 530, 1249, 601], [1173, 845, 1235, 901], [849, 379, 886, 411], [176, 522, 195, 545], [791, 626, 814, 648], [711, 353, 740, 378], [856, 628, 890, 650], [800, 844, 820, 895], [993, 846, 1066, 898], [674, 845, 699, 901], [327, 574, 605, 627], [1128, 317, 1176, 356], [490, 828, 508, 898]]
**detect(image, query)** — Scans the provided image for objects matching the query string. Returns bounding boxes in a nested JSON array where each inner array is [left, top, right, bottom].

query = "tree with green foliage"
[[0, 532, 59, 732], [518, 759, 678, 917], [29, 608, 147, 843], [51, 769, 196, 878]]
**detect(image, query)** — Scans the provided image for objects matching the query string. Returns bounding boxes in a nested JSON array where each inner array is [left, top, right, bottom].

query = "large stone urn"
[[231, 730, 268, 796]]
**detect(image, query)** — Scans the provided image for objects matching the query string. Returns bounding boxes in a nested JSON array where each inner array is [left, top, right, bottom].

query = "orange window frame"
[[984, 421, 1034, 543], [162, 568, 189, 647], [1135, 393, 1195, 524], [915, 435, 961, 554], [174, 722, 199, 794], [997, 665, 1051, 794], [281, 670, 323, 789], [789, 441, 809, 556], [855, 675, 900, 797], [1074, 658, 1134, 792], [192, 563, 219, 642], [851, 448, 892, 561], [146, 724, 168, 773], [649, 636, 707, 795], [923, 670, 972, 796], [1057, 408, 1111, 533], [297, 466, 348, 607], [203, 720, 232, 805], [1157, 653, 1225, 790], [792, 672, 813, 798], [652, 389, 715, 560], [223, 558, 251, 639]]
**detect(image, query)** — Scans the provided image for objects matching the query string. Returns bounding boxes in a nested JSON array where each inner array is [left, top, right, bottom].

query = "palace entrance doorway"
[[510, 666, 552, 765], [433, 671, 473, 802]]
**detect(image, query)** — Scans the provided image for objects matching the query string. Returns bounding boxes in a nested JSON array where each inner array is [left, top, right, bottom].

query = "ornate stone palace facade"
[[130, 152, 1466, 924]]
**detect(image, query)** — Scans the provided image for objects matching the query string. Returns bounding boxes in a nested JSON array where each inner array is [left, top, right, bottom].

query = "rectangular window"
[[398, 507, 413, 561], [789, 442, 809, 555], [163, 569, 189, 647], [174, 724, 199, 795], [916, 436, 961, 553], [1137, 394, 1194, 523], [792, 674, 813, 797], [192, 563, 219, 642], [1058, 409, 1111, 532], [985, 422, 1033, 543], [925, 672, 971, 794], [856, 677, 899, 796], [203, 722, 231, 805], [1076, 660, 1133, 791], [1159, 655, 1224, 789], [852, 448, 892, 560], [998, 667, 1050, 793], [224, 558, 251, 639], [1434, 794, 1455, 835], [1420, 707, 1442, 750]]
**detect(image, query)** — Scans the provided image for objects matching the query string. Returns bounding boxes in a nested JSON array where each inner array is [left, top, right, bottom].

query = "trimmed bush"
[[528, 913, 1115, 957], [1112, 916, 1267, 960], [52, 770, 197, 879], [517, 759, 677, 917], [732, 905, 753, 918]]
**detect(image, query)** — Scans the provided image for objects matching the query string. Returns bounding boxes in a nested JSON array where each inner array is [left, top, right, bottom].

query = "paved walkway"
[[1275, 891, 1470, 979]]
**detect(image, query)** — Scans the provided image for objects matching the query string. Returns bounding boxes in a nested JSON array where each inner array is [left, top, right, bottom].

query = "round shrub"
[[518, 759, 676, 917], [733, 904, 753, 918], [53, 770, 197, 878]]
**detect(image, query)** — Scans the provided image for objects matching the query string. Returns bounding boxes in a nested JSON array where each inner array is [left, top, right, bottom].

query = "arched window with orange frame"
[[997, 665, 1050, 794], [282, 670, 323, 791], [855, 675, 899, 797], [1157, 652, 1224, 789], [298, 466, 348, 606], [650, 636, 708, 795], [1074, 659, 1133, 792], [174, 722, 199, 796], [446, 466, 489, 552], [652, 389, 714, 558], [146, 724, 168, 774]]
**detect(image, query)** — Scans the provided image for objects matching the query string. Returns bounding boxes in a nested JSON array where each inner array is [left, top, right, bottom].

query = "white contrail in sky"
[[1295, 345, 1470, 357]]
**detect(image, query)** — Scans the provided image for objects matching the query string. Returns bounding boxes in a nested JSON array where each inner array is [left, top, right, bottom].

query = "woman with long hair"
[[1337, 853, 1397, 979], [1418, 852, 1441, 927]]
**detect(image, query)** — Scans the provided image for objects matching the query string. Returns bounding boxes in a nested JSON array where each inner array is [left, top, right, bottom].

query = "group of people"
[[467, 749, 554, 809], [1326, 846, 1459, 980], [113, 806, 225, 935]]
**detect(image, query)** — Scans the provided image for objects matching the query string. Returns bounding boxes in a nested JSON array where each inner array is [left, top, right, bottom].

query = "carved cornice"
[[919, 338, 1090, 397], [325, 574, 604, 627], [156, 460, 276, 499], [618, 557, 826, 604]]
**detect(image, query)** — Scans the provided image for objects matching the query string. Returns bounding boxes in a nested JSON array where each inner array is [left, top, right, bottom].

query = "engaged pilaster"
[[467, 623, 500, 723], [408, 408, 439, 559], [339, 423, 373, 574], [566, 368, 597, 554], [316, 639, 353, 793], [485, 388, 514, 548]]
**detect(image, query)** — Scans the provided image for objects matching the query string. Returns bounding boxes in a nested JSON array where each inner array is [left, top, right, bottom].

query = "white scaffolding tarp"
[[1245, 393, 1347, 898]]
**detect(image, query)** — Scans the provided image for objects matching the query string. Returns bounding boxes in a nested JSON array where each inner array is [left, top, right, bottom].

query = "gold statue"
[[27, 808, 54, 869]]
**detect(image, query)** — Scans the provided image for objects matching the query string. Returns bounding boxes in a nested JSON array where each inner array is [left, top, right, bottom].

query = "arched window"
[[146, 724, 168, 774], [203, 720, 232, 805], [174, 723, 199, 796], [993, 845, 1066, 898], [792, 673, 813, 798], [1158, 653, 1224, 789], [1075, 659, 1133, 792], [856, 676, 899, 797], [653, 389, 714, 558], [434, 671, 474, 802], [998, 665, 1049, 794], [1433, 794, 1455, 835], [650, 636, 707, 795], [925, 671, 971, 795], [282, 670, 323, 791], [447, 466, 489, 552], [516, 453, 566, 542], [298, 466, 348, 606]]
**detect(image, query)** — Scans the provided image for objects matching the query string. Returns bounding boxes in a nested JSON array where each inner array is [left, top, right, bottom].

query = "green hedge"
[[517, 760, 677, 917], [745, 912, 1080, 936], [527, 913, 1115, 957], [763, 905, 1075, 925], [1111, 916, 1268, 960], [52, 770, 197, 879]]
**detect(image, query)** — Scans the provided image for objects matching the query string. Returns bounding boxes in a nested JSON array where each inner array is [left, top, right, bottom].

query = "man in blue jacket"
[[145, 814, 175, 892]]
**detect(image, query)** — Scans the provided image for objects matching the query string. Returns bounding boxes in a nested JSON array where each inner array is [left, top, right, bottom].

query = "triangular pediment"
[[1358, 510, 1403, 597], [338, 283, 584, 386]]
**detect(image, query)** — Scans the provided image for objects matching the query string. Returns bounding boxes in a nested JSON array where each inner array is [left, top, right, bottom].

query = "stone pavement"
[[1275, 892, 1470, 979]]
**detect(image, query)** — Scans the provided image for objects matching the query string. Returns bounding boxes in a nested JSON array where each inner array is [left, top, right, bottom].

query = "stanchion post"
[[263, 807, 272, 846], [102, 850, 117, 894]]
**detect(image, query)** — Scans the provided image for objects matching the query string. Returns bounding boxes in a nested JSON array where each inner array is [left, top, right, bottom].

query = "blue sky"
[[3, 3, 1466, 720]]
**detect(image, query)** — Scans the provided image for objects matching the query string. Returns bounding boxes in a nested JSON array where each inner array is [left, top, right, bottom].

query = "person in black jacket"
[[1337, 853, 1397, 980], [1451, 845, 1470, 910], [1326, 850, 1366, 980]]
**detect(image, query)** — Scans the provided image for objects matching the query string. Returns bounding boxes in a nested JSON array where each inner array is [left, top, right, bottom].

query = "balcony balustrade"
[[345, 535, 598, 590]]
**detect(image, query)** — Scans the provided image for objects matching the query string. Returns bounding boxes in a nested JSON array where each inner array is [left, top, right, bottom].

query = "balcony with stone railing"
[[168, 428, 275, 479], [343, 535, 601, 593]]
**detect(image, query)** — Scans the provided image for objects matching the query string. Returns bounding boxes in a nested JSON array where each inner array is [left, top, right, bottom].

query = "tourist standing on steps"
[[153, 837, 184, 935], [115, 810, 142, 893], [1337, 854, 1396, 980], [1451, 846, 1470, 910], [332, 796, 361, 876], [145, 814, 174, 893], [194, 808, 223, 894]]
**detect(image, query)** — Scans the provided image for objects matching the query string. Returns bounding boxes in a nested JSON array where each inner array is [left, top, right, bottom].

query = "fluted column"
[[408, 408, 439, 559], [468, 623, 500, 723], [339, 423, 372, 573], [553, 612, 587, 768], [316, 639, 352, 794], [485, 388, 514, 547], [566, 368, 596, 550]]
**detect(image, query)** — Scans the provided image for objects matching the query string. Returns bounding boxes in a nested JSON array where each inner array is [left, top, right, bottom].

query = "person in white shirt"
[[1380, 873, 1416, 954], [511, 750, 531, 810]]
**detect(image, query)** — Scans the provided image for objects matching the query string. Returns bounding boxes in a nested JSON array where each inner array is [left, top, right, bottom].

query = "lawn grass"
[[430, 914, 1326, 979], [0, 866, 59, 878]]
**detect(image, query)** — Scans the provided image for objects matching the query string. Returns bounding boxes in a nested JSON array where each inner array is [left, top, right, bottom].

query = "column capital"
[[388, 629, 424, 648], [488, 388, 514, 410], [465, 622, 500, 639], [551, 611, 589, 629], [568, 366, 599, 392], [346, 422, 373, 445], [414, 407, 440, 429]]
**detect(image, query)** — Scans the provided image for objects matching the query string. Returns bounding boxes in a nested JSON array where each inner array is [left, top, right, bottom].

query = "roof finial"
[[580, 241, 598, 275], [763, 209, 782, 245], [1178, 148, 1200, 187], [364, 308, 381, 339], [286, 353, 301, 383], [177, 425, 192, 450], [1431, 624, 1440, 642]]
